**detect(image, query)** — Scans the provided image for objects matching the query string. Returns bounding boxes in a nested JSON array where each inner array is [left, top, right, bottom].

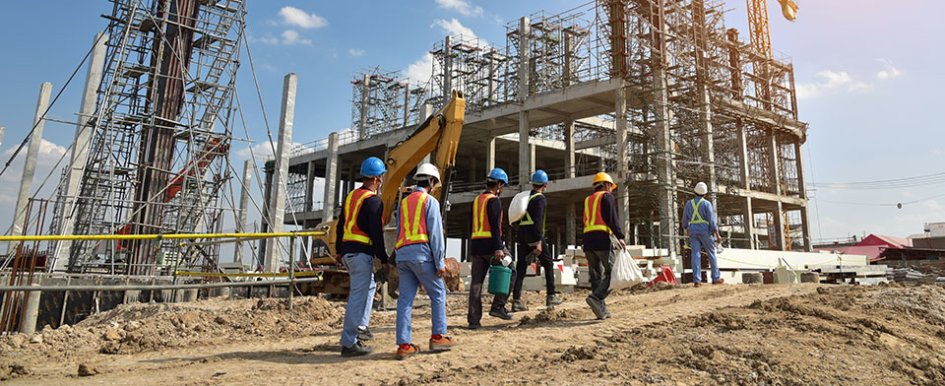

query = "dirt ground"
[[3, 283, 945, 385]]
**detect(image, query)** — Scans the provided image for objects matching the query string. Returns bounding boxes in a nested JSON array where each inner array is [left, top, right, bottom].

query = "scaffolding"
[[49, 0, 245, 275]]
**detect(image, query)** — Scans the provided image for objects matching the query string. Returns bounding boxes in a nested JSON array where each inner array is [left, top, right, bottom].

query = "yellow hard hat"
[[592, 172, 616, 188]]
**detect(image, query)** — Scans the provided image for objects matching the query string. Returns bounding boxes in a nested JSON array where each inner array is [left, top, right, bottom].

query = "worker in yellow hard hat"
[[581, 172, 626, 320]]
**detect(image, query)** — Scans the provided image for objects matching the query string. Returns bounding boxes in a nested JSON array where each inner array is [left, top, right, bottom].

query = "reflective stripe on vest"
[[395, 191, 430, 249], [583, 191, 612, 234], [689, 198, 709, 225], [519, 192, 544, 232], [471, 192, 501, 239], [341, 188, 377, 245]]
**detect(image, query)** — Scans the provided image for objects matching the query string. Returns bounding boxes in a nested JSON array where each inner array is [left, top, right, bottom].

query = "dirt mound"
[[519, 307, 581, 325], [0, 296, 344, 365]]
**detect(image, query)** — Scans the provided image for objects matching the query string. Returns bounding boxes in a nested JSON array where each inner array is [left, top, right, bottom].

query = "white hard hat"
[[694, 182, 708, 195], [414, 163, 441, 182]]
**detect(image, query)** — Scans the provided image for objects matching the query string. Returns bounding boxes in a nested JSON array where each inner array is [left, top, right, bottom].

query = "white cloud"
[[280, 30, 312, 46], [279, 6, 328, 29], [235, 140, 308, 161], [404, 52, 434, 85], [435, 0, 483, 17], [348, 48, 366, 57], [795, 70, 871, 99], [876, 59, 902, 80], [432, 18, 477, 40]]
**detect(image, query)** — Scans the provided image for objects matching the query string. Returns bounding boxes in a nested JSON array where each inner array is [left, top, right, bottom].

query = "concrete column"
[[699, 81, 717, 209], [54, 33, 107, 271], [737, 120, 756, 249], [768, 133, 786, 250], [518, 17, 530, 99], [486, 137, 495, 171], [518, 111, 530, 189], [235, 160, 252, 263], [402, 83, 411, 127], [799, 207, 812, 251], [259, 166, 273, 259], [358, 74, 370, 139], [566, 201, 576, 246], [653, 68, 676, 255], [743, 197, 756, 249], [443, 36, 453, 95], [11, 82, 52, 253], [264, 73, 298, 272], [304, 161, 315, 212], [322, 132, 340, 221], [19, 285, 41, 335], [615, 83, 631, 234], [794, 141, 811, 250], [564, 118, 575, 178]]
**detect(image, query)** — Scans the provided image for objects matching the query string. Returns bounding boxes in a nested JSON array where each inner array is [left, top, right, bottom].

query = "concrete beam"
[[11, 82, 52, 253], [54, 32, 107, 271], [322, 132, 339, 221], [235, 159, 252, 263], [264, 73, 297, 272]]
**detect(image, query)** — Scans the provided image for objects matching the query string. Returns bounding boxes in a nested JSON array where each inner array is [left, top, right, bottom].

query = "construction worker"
[[467, 167, 515, 329], [393, 163, 456, 360], [682, 182, 723, 287], [581, 172, 626, 320], [511, 169, 562, 311], [335, 156, 389, 357]]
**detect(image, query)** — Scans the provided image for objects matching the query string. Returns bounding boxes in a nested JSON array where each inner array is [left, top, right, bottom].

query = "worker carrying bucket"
[[466, 168, 515, 329]]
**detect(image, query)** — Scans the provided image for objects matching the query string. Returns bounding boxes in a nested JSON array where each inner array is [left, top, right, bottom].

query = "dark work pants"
[[467, 254, 515, 325], [512, 242, 555, 300], [585, 249, 613, 301]]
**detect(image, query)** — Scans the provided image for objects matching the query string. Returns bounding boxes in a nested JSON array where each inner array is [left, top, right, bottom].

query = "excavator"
[[299, 90, 466, 296]]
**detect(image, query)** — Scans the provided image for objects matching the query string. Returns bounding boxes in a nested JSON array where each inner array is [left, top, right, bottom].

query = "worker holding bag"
[[581, 172, 626, 320]]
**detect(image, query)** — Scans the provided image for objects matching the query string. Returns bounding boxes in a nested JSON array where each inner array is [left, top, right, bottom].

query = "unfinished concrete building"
[[268, 0, 810, 261]]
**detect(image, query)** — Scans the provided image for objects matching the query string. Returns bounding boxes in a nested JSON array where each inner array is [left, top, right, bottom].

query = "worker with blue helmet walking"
[[682, 182, 723, 287], [467, 167, 515, 329], [511, 170, 561, 311], [336, 156, 389, 356]]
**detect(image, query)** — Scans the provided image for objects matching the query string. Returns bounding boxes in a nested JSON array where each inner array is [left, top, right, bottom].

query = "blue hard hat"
[[360, 157, 387, 177], [486, 168, 508, 185], [530, 169, 549, 185]]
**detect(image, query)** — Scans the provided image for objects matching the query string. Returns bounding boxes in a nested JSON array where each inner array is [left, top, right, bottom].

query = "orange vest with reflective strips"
[[395, 190, 430, 249], [471, 192, 502, 240], [583, 191, 612, 234], [342, 188, 377, 245]]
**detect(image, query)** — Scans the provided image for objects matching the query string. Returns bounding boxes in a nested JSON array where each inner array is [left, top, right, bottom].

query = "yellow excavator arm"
[[380, 90, 465, 224], [311, 91, 465, 262]]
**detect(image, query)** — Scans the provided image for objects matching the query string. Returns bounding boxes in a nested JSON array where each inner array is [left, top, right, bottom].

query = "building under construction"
[[271, 0, 810, 260]]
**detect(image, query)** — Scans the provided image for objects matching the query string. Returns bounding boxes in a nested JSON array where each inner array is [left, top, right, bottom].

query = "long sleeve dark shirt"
[[335, 188, 389, 263], [516, 191, 546, 244], [582, 191, 626, 251], [470, 192, 504, 256]]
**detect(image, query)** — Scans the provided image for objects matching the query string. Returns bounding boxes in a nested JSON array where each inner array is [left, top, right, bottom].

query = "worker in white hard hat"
[[392, 163, 455, 359], [682, 182, 723, 287]]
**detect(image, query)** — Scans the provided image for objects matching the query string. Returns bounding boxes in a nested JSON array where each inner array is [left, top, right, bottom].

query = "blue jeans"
[[396, 260, 447, 345], [341, 252, 376, 348], [690, 233, 720, 283]]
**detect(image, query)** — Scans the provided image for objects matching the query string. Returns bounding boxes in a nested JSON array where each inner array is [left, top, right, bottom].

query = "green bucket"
[[488, 264, 512, 295]]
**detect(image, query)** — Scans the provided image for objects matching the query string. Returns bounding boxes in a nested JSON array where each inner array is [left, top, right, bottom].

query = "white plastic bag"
[[508, 190, 531, 224], [610, 246, 644, 291]]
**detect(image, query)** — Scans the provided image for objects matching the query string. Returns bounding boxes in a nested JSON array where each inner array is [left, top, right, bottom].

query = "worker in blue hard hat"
[[682, 182, 723, 287], [336, 156, 389, 357], [511, 169, 561, 311], [467, 167, 515, 329]]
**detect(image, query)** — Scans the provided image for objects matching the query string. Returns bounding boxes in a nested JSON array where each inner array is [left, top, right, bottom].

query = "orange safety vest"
[[395, 190, 431, 249], [341, 188, 377, 245], [471, 192, 502, 240], [583, 191, 612, 234]]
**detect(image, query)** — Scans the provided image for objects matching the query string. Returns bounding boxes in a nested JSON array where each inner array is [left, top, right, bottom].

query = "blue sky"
[[0, 0, 943, 244]]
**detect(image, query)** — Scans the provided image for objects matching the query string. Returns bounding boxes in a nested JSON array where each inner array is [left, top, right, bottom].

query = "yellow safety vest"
[[395, 191, 430, 249], [689, 198, 709, 225], [341, 188, 377, 245], [583, 191, 612, 234]]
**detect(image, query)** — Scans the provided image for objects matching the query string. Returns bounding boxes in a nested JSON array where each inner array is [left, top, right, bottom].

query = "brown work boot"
[[693, 282, 703, 288], [396, 344, 421, 360], [429, 335, 456, 352], [712, 279, 725, 285]]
